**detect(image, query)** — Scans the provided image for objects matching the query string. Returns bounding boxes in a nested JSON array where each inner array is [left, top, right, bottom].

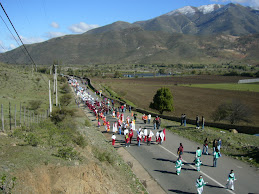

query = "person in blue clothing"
[[213, 148, 221, 167]]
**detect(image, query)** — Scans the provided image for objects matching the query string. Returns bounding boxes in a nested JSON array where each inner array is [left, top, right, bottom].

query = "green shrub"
[[85, 119, 91, 127], [60, 83, 71, 93], [12, 128, 24, 139], [28, 100, 42, 110], [55, 147, 81, 160], [60, 94, 72, 106], [73, 134, 87, 148], [51, 108, 75, 124], [93, 148, 115, 165], [25, 133, 40, 146]]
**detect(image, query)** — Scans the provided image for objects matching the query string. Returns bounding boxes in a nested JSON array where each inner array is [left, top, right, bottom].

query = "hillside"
[[0, 64, 146, 193]]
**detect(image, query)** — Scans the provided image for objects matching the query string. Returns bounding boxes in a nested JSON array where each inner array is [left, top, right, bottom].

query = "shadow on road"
[[168, 189, 195, 193], [206, 184, 225, 189], [153, 158, 175, 163], [154, 169, 176, 175]]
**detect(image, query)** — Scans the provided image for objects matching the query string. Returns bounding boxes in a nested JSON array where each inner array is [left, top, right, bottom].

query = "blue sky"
[[0, 0, 258, 52]]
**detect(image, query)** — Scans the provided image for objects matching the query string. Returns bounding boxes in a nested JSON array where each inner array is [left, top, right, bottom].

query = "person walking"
[[180, 114, 184, 126], [125, 133, 130, 147], [137, 133, 142, 147], [195, 157, 202, 171], [148, 114, 151, 124], [203, 138, 208, 155], [111, 134, 116, 146], [213, 148, 221, 167], [153, 118, 156, 130], [196, 115, 200, 129], [183, 114, 186, 127], [217, 138, 222, 151], [196, 175, 207, 194], [177, 143, 184, 157], [196, 147, 202, 160], [213, 139, 217, 153], [175, 156, 184, 175], [201, 116, 205, 129], [226, 170, 236, 191]]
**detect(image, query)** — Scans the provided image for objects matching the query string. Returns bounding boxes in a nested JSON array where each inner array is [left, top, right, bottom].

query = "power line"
[[0, 13, 28, 61], [0, 2, 37, 69]]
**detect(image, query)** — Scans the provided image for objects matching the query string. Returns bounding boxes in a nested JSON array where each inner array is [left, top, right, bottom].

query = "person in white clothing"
[[226, 170, 236, 191], [159, 131, 164, 144], [196, 175, 207, 194]]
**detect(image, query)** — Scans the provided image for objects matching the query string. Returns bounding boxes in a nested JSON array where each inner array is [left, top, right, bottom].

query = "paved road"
[[76, 78, 259, 194]]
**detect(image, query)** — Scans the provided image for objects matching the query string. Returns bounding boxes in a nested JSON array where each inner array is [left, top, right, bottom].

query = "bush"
[[211, 100, 252, 124], [12, 128, 24, 139], [60, 83, 71, 93], [55, 147, 81, 160], [60, 94, 72, 106], [28, 100, 42, 110], [51, 108, 75, 124], [25, 133, 40, 146], [85, 119, 91, 127], [93, 147, 115, 165], [73, 134, 87, 148]]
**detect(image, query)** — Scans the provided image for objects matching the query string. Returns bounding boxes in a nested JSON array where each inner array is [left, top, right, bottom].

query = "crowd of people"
[[69, 77, 237, 193]]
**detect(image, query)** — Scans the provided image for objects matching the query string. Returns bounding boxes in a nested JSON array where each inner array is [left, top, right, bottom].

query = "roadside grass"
[[181, 83, 259, 92], [161, 120, 259, 167]]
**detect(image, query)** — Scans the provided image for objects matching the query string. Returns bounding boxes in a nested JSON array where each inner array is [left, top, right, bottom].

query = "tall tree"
[[150, 87, 174, 114], [211, 100, 252, 124]]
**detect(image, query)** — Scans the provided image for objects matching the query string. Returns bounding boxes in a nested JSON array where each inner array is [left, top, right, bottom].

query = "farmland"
[[182, 83, 259, 92], [91, 75, 259, 127]]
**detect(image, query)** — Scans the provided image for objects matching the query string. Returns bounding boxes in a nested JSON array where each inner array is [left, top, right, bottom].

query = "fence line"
[[1, 103, 49, 132]]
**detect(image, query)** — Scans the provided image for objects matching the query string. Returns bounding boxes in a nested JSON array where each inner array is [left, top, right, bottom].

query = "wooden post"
[[14, 104, 16, 128], [19, 103, 21, 126], [55, 65, 58, 106], [49, 80, 52, 115], [33, 112, 34, 123], [1, 104, 4, 132], [24, 107, 25, 125], [9, 102, 11, 131]]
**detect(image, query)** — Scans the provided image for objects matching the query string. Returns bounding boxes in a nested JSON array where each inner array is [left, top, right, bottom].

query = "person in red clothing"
[[178, 143, 184, 157], [163, 128, 166, 141], [111, 134, 116, 146], [129, 129, 134, 144]]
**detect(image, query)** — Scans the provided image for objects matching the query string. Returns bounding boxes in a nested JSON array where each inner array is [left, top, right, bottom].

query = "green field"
[[182, 83, 259, 92]]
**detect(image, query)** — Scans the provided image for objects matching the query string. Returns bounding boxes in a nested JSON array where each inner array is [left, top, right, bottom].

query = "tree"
[[114, 71, 122, 78], [149, 87, 174, 114], [211, 100, 252, 124]]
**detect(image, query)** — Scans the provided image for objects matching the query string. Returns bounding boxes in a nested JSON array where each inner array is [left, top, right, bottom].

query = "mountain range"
[[1, 3, 259, 65]]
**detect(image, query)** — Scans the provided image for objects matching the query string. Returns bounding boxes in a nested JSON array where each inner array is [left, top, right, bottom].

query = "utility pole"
[[1, 104, 4, 132], [49, 80, 52, 115], [55, 65, 58, 106]]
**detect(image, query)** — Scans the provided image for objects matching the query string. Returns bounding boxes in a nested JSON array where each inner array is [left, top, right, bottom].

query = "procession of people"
[[70, 76, 237, 193]]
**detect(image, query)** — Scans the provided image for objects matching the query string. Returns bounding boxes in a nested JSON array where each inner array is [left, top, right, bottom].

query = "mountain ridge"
[[0, 3, 259, 65]]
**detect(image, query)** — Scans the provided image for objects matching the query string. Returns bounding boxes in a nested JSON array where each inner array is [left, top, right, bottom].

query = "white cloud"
[[20, 35, 45, 44], [45, 31, 66, 38], [211, 0, 259, 8], [68, 22, 100, 33], [51, 22, 59, 28], [9, 44, 16, 49]]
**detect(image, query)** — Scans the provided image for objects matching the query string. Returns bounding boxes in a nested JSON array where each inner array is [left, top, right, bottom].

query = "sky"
[[0, 0, 258, 53]]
